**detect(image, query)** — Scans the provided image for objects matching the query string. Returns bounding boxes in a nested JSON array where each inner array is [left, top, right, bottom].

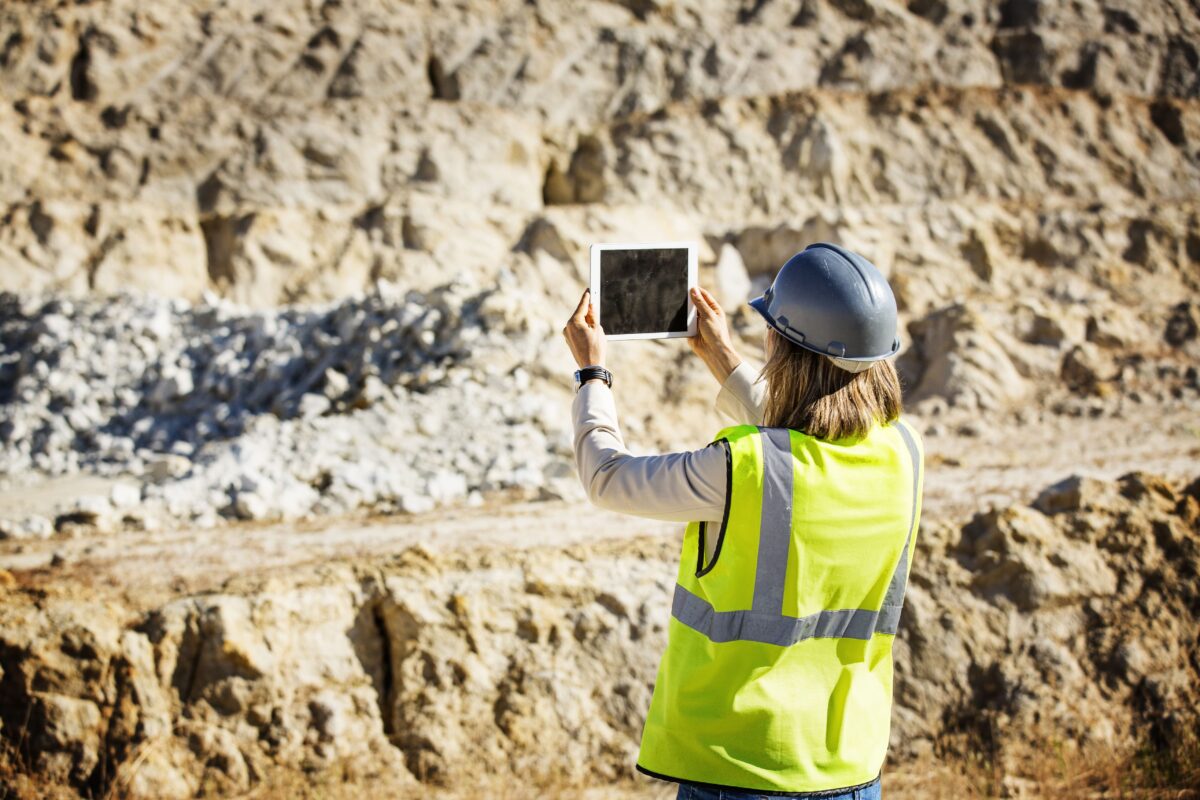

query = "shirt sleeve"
[[715, 360, 766, 425], [572, 381, 727, 523]]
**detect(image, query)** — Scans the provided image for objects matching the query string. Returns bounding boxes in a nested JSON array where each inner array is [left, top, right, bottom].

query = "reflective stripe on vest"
[[669, 420, 922, 645]]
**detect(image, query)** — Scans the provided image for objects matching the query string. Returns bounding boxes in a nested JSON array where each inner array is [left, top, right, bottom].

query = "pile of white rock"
[[0, 277, 578, 533]]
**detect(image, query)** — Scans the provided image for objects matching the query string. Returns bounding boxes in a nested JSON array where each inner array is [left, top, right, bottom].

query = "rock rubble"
[[0, 281, 577, 530]]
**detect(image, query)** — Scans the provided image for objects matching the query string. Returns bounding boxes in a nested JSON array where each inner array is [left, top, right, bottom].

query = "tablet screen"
[[598, 247, 689, 336]]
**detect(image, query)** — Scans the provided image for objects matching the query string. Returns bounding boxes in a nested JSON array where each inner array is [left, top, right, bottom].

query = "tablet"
[[589, 242, 697, 340]]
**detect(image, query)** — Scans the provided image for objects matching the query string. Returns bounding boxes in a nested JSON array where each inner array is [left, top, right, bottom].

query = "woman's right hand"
[[688, 286, 742, 384]]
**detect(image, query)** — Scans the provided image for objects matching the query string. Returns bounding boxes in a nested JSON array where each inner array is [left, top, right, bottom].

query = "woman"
[[563, 243, 924, 800]]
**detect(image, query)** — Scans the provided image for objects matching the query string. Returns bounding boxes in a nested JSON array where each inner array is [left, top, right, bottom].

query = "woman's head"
[[750, 242, 902, 439], [760, 328, 902, 440]]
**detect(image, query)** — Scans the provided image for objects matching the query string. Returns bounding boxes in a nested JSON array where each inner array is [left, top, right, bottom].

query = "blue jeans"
[[676, 776, 881, 800]]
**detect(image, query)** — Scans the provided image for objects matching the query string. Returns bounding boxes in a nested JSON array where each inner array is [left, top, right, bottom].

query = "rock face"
[[0, 472, 1196, 797], [903, 471, 1200, 771], [1, 0, 1197, 311], [901, 303, 1030, 412]]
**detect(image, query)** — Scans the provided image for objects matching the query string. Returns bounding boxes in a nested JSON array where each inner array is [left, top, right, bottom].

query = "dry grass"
[[210, 735, 1200, 800], [252, 735, 1200, 800], [886, 733, 1200, 800], [3, 733, 1198, 799]]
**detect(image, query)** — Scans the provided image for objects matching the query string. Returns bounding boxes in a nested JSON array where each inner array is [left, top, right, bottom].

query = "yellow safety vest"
[[637, 420, 924, 794]]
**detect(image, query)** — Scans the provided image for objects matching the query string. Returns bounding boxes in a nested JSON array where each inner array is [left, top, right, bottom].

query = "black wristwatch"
[[574, 366, 613, 392]]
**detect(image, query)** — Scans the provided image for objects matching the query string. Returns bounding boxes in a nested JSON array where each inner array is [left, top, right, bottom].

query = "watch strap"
[[575, 366, 613, 390]]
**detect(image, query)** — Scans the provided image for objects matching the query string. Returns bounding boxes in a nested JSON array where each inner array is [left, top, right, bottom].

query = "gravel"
[[0, 278, 578, 530]]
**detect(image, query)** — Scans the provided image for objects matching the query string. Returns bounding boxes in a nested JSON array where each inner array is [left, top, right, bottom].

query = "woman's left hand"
[[563, 289, 606, 368]]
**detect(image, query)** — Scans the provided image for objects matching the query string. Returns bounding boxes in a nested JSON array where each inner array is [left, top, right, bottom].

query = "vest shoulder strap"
[[711, 423, 760, 446]]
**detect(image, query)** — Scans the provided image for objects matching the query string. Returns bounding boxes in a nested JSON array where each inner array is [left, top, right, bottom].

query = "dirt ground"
[[3, 405, 1197, 608]]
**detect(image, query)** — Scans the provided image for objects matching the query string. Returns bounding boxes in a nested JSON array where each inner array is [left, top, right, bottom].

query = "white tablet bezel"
[[589, 242, 697, 341]]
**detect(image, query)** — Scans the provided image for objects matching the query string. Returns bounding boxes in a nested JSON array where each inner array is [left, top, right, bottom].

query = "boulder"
[[713, 243, 752, 307], [0, 514, 55, 540], [1060, 342, 1115, 394], [1034, 474, 1121, 515], [903, 304, 1029, 411], [1165, 301, 1198, 347], [1086, 306, 1149, 349]]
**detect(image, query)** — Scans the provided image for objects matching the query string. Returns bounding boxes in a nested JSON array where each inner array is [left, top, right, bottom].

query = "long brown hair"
[[760, 330, 902, 440]]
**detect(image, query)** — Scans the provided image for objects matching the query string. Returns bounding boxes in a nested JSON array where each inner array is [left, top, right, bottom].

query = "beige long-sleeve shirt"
[[571, 361, 766, 544]]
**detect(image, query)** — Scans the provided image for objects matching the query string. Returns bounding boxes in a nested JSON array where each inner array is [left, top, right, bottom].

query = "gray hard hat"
[[748, 243, 899, 370]]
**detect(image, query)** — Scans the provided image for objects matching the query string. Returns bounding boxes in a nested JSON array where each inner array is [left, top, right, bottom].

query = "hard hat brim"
[[748, 295, 900, 362]]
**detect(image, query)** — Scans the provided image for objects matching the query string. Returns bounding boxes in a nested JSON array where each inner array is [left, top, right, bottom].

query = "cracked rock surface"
[[0, 473, 1197, 797]]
